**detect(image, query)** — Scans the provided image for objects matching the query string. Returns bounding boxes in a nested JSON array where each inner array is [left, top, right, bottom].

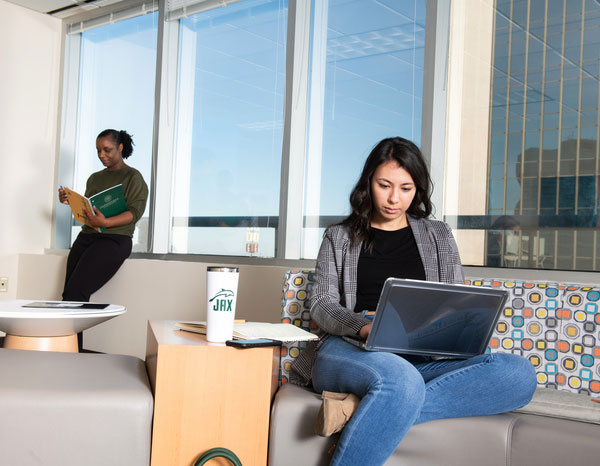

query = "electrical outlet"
[[0, 277, 7, 292]]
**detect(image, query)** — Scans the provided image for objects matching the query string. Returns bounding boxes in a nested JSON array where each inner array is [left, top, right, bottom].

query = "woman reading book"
[[290, 137, 536, 466], [58, 129, 148, 349]]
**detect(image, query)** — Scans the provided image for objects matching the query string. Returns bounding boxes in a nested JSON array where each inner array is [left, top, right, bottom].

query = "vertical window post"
[[421, 0, 451, 222], [55, 32, 82, 249], [150, 1, 180, 254], [278, 0, 311, 259]]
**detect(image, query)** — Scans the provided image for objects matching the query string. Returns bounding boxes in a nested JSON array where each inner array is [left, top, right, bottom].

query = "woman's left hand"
[[359, 323, 372, 340], [84, 206, 109, 229]]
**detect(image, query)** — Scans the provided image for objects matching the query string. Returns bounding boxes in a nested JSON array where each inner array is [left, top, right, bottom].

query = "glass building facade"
[[486, 0, 600, 270]]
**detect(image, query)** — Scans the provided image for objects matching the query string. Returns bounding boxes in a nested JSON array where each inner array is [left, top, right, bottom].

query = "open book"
[[175, 321, 318, 343], [63, 184, 126, 232]]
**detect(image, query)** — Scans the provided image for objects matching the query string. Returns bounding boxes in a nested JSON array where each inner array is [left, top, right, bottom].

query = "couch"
[[0, 348, 154, 466], [269, 271, 600, 466]]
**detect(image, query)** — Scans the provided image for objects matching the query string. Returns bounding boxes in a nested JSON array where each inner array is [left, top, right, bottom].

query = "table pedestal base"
[[3, 334, 78, 353]]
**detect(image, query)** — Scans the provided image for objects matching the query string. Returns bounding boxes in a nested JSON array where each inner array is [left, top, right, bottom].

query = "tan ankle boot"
[[314, 391, 361, 437]]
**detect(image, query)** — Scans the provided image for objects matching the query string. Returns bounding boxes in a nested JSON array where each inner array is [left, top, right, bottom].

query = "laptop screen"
[[367, 279, 508, 358]]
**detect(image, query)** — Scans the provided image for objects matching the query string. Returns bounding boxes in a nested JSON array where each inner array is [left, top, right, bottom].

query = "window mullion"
[[55, 32, 82, 250], [278, 0, 312, 260], [302, 0, 329, 258], [422, 0, 451, 222], [150, 1, 180, 254]]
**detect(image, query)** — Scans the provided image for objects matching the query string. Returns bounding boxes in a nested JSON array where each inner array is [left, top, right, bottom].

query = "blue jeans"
[[312, 336, 537, 466]]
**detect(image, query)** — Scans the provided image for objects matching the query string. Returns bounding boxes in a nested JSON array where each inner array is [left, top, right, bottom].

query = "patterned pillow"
[[468, 279, 600, 396], [279, 270, 318, 384], [278, 271, 600, 395], [553, 285, 600, 393]]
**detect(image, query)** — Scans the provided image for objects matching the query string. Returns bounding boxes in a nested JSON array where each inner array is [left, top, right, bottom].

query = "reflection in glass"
[[561, 111, 578, 129], [508, 116, 523, 132], [171, 0, 287, 257], [563, 65, 580, 80], [488, 179, 505, 211], [478, 0, 600, 271], [489, 163, 505, 179], [542, 129, 558, 150], [524, 131, 540, 151], [581, 78, 599, 110], [580, 133, 598, 157], [522, 178, 538, 209], [522, 160, 538, 177], [506, 178, 520, 210], [507, 132, 523, 162], [561, 78, 580, 110], [543, 112, 559, 129], [545, 48, 562, 67]]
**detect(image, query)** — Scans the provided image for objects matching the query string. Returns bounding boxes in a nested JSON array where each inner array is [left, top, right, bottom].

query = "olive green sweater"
[[81, 165, 148, 237]]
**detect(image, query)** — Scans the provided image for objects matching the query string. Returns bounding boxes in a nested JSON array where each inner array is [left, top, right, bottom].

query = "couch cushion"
[[509, 412, 600, 466], [515, 386, 600, 424], [269, 383, 336, 466], [0, 348, 154, 466], [269, 384, 600, 466], [468, 279, 600, 396]]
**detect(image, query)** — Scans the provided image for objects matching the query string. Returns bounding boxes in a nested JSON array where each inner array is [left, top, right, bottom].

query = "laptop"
[[344, 278, 508, 358]]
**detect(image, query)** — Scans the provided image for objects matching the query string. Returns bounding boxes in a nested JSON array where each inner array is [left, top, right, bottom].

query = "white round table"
[[0, 300, 126, 352]]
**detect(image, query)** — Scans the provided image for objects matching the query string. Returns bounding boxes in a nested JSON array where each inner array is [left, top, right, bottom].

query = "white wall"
[[0, 0, 62, 257], [0, 255, 19, 300]]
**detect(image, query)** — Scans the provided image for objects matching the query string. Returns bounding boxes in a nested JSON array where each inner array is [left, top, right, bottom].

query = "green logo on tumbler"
[[209, 288, 234, 312]]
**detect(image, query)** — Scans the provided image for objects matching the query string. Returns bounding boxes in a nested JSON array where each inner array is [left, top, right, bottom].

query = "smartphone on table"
[[225, 339, 282, 348]]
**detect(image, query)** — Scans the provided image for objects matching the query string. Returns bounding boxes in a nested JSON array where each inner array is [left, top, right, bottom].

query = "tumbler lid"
[[207, 266, 239, 273]]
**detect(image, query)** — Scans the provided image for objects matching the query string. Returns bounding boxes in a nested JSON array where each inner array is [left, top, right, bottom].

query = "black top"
[[355, 226, 426, 313]]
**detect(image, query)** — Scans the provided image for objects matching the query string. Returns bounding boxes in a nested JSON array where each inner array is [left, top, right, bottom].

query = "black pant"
[[62, 233, 132, 349]]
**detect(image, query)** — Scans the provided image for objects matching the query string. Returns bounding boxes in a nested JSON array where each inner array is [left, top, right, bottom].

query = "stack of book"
[[175, 321, 318, 342]]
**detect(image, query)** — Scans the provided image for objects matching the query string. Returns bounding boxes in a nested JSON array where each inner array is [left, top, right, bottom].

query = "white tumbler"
[[206, 266, 240, 342]]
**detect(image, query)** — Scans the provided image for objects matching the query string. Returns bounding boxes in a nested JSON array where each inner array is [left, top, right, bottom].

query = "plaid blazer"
[[290, 215, 465, 386]]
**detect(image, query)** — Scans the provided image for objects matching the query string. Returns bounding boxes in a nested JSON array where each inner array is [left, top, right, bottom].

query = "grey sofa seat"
[[269, 383, 600, 466], [0, 348, 154, 466]]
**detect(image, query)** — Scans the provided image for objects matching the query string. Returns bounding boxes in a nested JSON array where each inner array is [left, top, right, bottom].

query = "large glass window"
[[56, 0, 600, 273], [170, 0, 288, 257], [72, 13, 157, 252], [301, 0, 426, 258]]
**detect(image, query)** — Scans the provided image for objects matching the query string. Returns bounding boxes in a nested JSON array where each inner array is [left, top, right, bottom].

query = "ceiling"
[[5, 0, 122, 17]]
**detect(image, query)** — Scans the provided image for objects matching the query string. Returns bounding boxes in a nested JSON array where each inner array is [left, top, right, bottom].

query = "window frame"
[[54, 0, 564, 274], [55, 0, 600, 279], [56, 0, 449, 262], [55, 0, 160, 251]]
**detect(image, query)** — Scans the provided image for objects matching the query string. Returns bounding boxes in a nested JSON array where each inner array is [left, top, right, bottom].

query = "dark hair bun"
[[97, 129, 135, 158], [118, 130, 134, 159]]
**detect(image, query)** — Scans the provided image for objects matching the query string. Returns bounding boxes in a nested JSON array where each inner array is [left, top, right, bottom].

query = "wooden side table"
[[145, 320, 280, 466]]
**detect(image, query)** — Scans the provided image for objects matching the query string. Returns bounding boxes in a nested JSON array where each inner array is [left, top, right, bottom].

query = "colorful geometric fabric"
[[280, 270, 318, 385], [468, 279, 600, 396], [280, 271, 600, 396]]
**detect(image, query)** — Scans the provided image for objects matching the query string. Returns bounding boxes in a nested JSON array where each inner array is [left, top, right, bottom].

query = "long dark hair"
[[341, 137, 433, 249], [97, 129, 135, 159]]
